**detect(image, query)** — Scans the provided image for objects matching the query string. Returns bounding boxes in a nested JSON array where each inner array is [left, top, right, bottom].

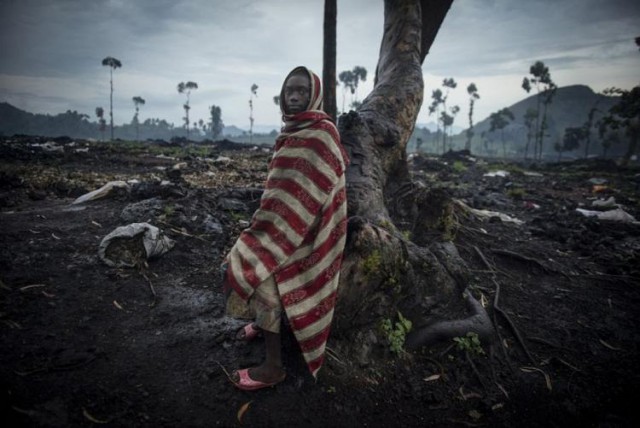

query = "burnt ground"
[[1, 137, 639, 427]]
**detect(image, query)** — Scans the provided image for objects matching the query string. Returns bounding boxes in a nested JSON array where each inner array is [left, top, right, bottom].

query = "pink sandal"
[[232, 368, 286, 391], [236, 323, 261, 341]]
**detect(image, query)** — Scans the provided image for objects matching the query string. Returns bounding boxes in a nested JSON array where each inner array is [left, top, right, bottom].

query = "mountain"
[[415, 121, 463, 134], [472, 85, 618, 145]]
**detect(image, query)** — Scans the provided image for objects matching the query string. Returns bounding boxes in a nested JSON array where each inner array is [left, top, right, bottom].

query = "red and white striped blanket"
[[225, 67, 349, 377]]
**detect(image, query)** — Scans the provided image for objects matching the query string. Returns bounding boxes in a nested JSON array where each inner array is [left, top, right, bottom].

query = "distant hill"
[[472, 85, 619, 149], [0, 102, 280, 142], [406, 85, 622, 157]]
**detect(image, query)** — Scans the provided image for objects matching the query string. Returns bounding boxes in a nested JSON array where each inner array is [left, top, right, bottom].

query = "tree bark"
[[323, 0, 338, 121], [341, 0, 452, 223], [329, 0, 494, 368]]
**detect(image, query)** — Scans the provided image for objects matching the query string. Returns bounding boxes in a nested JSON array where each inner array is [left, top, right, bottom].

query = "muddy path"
[[1, 138, 639, 427]]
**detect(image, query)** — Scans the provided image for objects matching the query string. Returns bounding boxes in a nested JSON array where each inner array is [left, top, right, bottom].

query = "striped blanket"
[[225, 67, 349, 377]]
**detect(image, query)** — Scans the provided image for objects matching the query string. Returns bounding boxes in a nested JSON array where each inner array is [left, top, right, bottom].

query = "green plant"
[[453, 332, 485, 356], [506, 187, 526, 199], [452, 160, 467, 173], [380, 311, 412, 355], [163, 204, 175, 217], [362, 250, 382, 278]]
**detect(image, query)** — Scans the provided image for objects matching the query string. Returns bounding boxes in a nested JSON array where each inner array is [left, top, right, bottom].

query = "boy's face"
[[284, 74, 311, 114]]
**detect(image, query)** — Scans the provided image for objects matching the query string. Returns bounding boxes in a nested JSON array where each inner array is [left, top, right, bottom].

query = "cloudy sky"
[[0, 0, 638, 133]]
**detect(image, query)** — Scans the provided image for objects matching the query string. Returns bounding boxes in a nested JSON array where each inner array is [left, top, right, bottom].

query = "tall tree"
[[209, 105, 224, 139], [602, 86, 640, 166], [331, 0, 494, 365], [338, 66, 367, 112], [323, 0, 337, 120], [439, 77, 457, 152], [95, 107, 106, 142], [522, 61, 555, 160], [249, 83, 258, 144], [101, 56, 122, 141], [351, 66, 368, 104], [464, 83, 479, 152], [177, 81, 198, 138], [489, 108, 514, 158], [522, 108, 537, 160], [338, 70, 355, 112], [582, 105, 598, 158], [428, 88, 444, 151], [559, 126, 585, 160], [132, 96, 145, 142]]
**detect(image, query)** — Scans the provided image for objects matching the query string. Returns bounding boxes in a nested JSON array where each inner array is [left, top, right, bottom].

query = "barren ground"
[[1, 137, 639, 427]]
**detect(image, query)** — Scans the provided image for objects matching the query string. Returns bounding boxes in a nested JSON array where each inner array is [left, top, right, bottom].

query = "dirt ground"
[[1, 137, 639, 427]]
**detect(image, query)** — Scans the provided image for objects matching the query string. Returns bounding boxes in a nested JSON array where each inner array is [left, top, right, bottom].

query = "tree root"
[[492, 278, 536, 365], [405, 289, 494, 350]]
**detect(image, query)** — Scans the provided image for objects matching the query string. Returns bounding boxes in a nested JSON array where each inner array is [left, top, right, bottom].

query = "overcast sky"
[[1, 0, 638, 133]]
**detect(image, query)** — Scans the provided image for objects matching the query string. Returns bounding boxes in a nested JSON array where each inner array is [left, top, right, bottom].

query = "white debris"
[[523, 171, 544, 177], [484, 170, 509, 178], [214, 156, 232, 164], [591, 197, 618, 208], [31, 141, 64, 153], [72, 181, 129, 204], [576, 208, 637, 223], [454, 200, 524, 225], [98, 222, 175, 267], [172, 162, 188, 170]]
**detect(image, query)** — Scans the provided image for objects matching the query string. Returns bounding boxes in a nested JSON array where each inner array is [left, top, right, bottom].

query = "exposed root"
[[492, 278, 536, 365], [405, 289, 494, 350]]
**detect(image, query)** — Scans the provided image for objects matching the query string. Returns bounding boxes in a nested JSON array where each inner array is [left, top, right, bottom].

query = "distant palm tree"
[[465, 83, 480, 152], [489, 108, 515, 158], [132, 96, 146, 142], [101, 56, 122, 141], [249, 83, 258, 144], [95, 107, 106, 141], [177, 81, 198, 138]]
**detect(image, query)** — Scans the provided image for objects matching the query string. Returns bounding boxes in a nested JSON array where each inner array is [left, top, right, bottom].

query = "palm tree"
[[522, 61, 555, 160], [351, 66, 367, 104], [249, 83, 258, 144], [440, 78, 457, 151], [132, 96, 145, 142], [101, 56, 122, 141], [209, 105, 224, 139], [338, 70, 355, 112], [489, 108, 515, 158], [465, 83, 479, 152], [177, 81, 198, 138], [95, 107, 106, 142]]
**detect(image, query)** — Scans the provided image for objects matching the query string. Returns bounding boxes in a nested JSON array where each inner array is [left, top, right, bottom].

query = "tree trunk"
[[323, 0, 338, 121], [330, 0, 493, 368], [620, 118, 639, 167]]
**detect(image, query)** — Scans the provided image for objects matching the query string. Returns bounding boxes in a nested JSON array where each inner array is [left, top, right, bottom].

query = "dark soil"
[[1, 138, 639, 427]]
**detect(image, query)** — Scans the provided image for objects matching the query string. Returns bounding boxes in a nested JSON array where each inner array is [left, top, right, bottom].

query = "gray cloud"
[[0, 0, 638, 128]]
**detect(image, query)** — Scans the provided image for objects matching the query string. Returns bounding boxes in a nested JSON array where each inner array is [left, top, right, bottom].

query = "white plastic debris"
[[98, 222, 175, 267], [523, 171, 543, 177], [72, 181, 129, 204], [172, 162, 188, 170], [591, 197, 618, 208], [483, 170, 509, 178], [454, 200, 524, 225], [31, 141, 64, 153], [214, 156, 232, 164], [576, 208, 637, 223]]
